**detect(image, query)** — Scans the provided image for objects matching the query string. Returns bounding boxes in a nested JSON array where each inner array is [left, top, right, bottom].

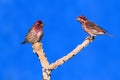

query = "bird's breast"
[[37, 31, 42, 37]]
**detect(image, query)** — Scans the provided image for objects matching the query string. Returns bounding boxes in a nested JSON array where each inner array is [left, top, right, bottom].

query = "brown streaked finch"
[[77, 16, 112, 38], [21, 20, 44, 44]]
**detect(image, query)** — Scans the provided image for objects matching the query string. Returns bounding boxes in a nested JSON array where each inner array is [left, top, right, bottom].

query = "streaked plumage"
[[77, 16, 112, 37], [21, 20, 44, 44]]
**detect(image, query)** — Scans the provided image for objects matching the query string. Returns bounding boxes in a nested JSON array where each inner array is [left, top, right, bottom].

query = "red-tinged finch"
[[21, 20, 44, 44], [77, 16, 112, 38]]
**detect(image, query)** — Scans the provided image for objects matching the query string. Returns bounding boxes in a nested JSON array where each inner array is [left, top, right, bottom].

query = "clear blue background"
[[0, 0, 119, 80]]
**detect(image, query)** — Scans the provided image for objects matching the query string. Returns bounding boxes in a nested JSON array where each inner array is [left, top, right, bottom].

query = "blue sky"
[[0, 0, 120, 80]]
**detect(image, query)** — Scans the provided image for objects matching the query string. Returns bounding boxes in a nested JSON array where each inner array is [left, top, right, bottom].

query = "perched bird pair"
[[22, 16, 111, 44]]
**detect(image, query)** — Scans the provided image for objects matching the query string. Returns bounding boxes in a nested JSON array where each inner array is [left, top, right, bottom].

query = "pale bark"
[[32, 36, 94, 80]]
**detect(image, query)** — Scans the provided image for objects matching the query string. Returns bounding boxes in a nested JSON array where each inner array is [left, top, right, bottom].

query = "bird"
[[21, 20, 44, 44], [77, 16, 112, 38]]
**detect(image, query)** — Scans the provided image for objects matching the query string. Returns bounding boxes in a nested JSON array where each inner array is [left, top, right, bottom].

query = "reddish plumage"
[[21, 20, 44, 44], [77, 16, 112, 37]]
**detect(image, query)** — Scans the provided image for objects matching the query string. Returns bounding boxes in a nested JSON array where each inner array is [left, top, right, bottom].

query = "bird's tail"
[[104, 33, 113, 37], [21, 40, 27, 44]]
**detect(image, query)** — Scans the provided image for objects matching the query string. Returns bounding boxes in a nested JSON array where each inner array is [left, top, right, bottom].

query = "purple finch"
[[77, 16, 112, 37], [21, 20, 44, 44]]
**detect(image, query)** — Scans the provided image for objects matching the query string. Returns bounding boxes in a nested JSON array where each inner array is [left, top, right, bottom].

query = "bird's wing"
[[85, 21, 107, 33], [25, 27, 36, 41], [22, 27, 33, 43], [25, 27, 33, 36]]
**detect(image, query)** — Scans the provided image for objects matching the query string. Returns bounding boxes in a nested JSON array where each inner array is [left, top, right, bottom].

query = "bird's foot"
[[85, 36, 94, 41]]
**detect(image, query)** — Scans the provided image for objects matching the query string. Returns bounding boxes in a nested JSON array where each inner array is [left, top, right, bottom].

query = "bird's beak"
[[77, 18, 81, 21], [40, 24, 44, 26]]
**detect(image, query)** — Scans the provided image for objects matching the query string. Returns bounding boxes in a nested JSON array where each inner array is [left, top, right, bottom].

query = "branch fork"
[[32, 36, 94, 80]]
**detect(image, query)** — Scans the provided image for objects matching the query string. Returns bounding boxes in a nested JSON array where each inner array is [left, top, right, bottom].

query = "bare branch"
[[49, 36, 94, 70], [31, 36, 94, 80], [32, 42, 49, 68], [32, 42, 51, 80]]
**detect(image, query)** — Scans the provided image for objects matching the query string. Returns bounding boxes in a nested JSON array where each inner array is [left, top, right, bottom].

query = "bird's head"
[[35, 20, 44, 28], [77, 16, 88, 24], [34, 20, 44, 30]]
